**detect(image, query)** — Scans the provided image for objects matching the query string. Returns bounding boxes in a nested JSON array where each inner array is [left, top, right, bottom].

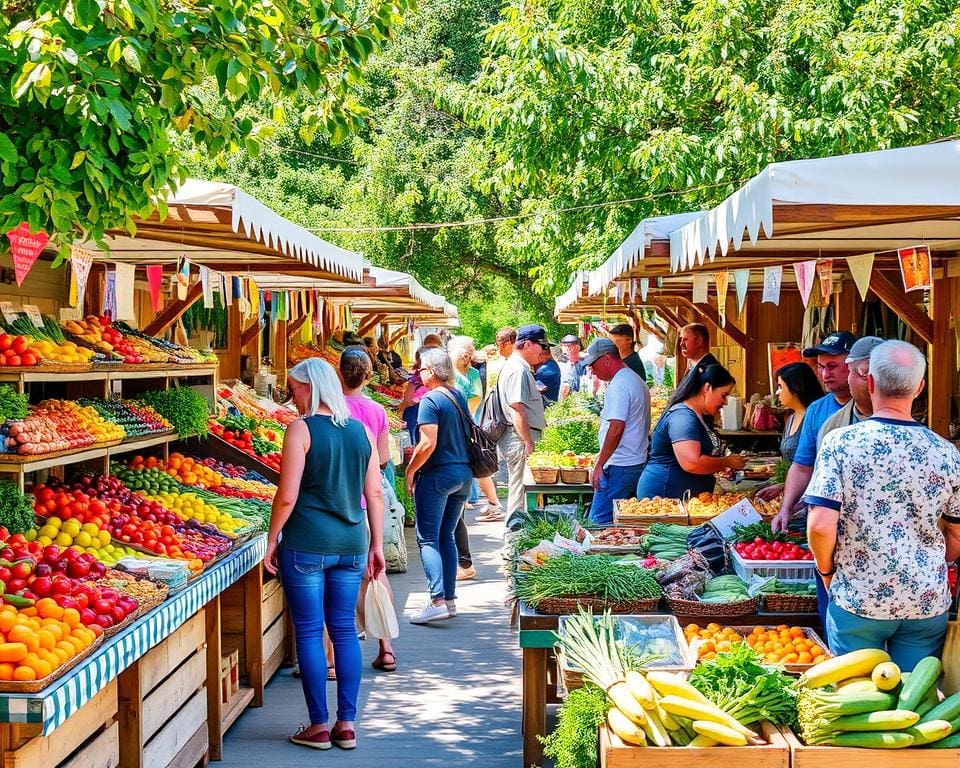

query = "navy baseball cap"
[[516, 324, 553, 347], [802, 331, 857, 358]]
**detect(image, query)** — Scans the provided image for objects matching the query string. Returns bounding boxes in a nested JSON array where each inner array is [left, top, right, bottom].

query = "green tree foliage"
[[0, 0, 412, 259], [448, 0, 960, 294]]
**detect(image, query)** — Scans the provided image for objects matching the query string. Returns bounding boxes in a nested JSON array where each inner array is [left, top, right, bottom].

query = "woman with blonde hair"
[[265, 358, 385, 751]]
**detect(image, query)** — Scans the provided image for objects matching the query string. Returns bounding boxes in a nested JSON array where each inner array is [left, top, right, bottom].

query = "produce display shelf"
[[0, 444, 113, 473], [113, 431, 179, 453], [0, 366, 217, 386], [0, 534, 266, 735]]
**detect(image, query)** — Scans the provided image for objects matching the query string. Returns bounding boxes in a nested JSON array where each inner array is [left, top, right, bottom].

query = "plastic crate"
[[729, 546, 816, 581]]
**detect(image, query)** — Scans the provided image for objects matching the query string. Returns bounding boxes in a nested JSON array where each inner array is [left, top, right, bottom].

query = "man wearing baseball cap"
[[581, 338, 651, 524], [559, 334, 588, 397], [816, 336, 884, 449], [498, 324, 551, 529]]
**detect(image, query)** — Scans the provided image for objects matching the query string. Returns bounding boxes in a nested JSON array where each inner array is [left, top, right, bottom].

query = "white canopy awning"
[[670, 141, 960, 271], [366, 266, 447, 310], [554, 271, 588, 316]]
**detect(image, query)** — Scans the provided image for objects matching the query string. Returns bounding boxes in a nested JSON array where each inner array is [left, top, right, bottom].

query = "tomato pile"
[[0, 335, 38, 367], [733, 537, 814, 561]]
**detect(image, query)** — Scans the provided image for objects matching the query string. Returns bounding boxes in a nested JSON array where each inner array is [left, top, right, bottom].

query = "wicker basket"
[[530, 466, 560, 484], [535, 595, 661, 615], [761, 593, 819, 614], [559, 466, 590, 484], [665, 594, 760, 618], [0, 634, 103, 693]]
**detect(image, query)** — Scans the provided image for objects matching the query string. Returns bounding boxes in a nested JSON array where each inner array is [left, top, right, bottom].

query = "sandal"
[[327, 664, 336, 680], [371, 651, 397, 672]]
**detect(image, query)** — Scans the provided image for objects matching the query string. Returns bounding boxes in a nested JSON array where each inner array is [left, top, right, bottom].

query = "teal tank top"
[[279, 415, 371, 555]]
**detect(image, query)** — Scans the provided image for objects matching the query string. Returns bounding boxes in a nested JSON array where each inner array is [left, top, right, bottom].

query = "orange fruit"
[[12, 665, 36, 681], [36, 598, 62, 621], [7, 626, 38, 653], [0, 663, 13, 680], [36, 630, 56, 651], [61, 608, 81, 628], [51, 646, 70, 664]]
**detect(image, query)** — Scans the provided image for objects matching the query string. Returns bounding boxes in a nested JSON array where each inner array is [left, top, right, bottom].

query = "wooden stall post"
[[273, 319, 288, 377], [929, 257, 957, 435], [218, 302, 243, 381], [205, 596, 224, 761], [118, 664, 145, 768], [244, 565, 266, 707]]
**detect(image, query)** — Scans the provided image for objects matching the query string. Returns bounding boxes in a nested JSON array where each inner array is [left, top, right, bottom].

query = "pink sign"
[[6, 223, 49, 286], [146, 265, 164, 312]]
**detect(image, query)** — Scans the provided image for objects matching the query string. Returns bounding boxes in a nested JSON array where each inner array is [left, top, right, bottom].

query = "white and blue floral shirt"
[[804, 418, 960, 620]]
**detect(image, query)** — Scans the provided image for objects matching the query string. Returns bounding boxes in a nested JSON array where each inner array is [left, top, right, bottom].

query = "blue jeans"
[[826, 601, 950, 671], [468, 479, 480, 505], [590, 463, 645, 525], [279, 548, 365, 725], [414, 465, 473, 600]]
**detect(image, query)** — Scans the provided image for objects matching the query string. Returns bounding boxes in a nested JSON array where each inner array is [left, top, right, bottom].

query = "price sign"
[[0, 302, 20, 325], [59, 306, 82, 322], [709, 498, 762, 540], [22, 304, 44, 328]]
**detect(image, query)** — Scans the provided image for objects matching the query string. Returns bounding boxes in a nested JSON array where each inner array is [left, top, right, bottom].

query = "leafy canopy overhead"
[[0, 0, 411, 261]]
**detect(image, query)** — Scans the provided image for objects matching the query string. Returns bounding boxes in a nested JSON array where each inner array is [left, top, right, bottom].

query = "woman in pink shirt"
[[340, 346, 398, 672]]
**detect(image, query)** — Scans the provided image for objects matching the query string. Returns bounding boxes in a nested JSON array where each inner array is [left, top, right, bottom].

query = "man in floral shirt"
[[804, 340, 960, 670]]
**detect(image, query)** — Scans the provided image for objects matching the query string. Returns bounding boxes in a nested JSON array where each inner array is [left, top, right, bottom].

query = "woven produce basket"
[[0, 634, 103, 693], [530, 466, 560, 484], [559, 466, 590, 484], [535, 594, 661, 615], [761, 593, 819, 614], [665, 594, 759, 618]]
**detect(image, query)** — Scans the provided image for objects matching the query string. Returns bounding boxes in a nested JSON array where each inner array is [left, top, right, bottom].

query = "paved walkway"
[[219, 520, 523, 767]]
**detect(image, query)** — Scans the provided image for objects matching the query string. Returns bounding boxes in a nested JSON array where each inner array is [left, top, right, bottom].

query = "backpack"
[[477, 383, 509, 442], [438, 388, 501, 479]]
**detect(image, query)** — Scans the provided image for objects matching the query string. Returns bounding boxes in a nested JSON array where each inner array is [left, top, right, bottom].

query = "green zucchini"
[[917, 687, 942, 718], [920, 691, 960, 725], [905, 720, 952, 746], [830, 709, 920, 732], [810, 691, 897, 716], [928, 731, 960, 748], [824, 731, 915, 748], [897, 657, 941, 712]]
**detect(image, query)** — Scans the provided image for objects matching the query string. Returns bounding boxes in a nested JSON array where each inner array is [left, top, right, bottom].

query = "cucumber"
[[824, 731, 915, 748], [920, 691, 960, 725], [917, 687, 942, 718], [897, 656, 941, 712], [830, 709, 920, 731], [928, 731, 960, 748]]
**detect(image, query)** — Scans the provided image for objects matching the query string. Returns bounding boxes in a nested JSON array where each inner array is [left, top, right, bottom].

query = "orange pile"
[[744, 625, 826, 665], [684, 622, 744, 661], [130, 453, 222, 488], [0, 599, 99, 682]]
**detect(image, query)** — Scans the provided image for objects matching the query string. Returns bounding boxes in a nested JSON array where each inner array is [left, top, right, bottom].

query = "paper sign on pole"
[[793, 260, 817, 307], [114, 262, 135, 321], [69, 246, 94, 309], [846, 253, 875, 300], [0, 302, 19, 324], [817, 260, 834, 300], [639, 278, 649, 301], [707, 498, 762, 540], [733, 269, 750, 314], [897, 245, 932, 293], [715, 272, 729, 327], [762, 265, 782, 305], [692, 274, 709, 304], [6, 223, 49, 286], [22, 305, 44, 328], [176, 255, 190, 300], [146, 266, 163, 312]]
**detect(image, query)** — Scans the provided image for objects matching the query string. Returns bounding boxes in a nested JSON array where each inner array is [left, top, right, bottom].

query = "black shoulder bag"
[[437, 388, 500, 479]]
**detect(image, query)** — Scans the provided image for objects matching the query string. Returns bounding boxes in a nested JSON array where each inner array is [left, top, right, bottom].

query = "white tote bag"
[[364, 578, 400, 640]]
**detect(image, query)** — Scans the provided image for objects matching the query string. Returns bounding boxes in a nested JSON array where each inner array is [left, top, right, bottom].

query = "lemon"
[[23, 529, 37, 542], [81, 523, 99, 536], [62, 520, 82, 538], [55, 532, 74, 547], [75, 532, 93, 548], [37, 535, 52, 546], [98, 530, 111, 547], [47, 516, 62, 528]]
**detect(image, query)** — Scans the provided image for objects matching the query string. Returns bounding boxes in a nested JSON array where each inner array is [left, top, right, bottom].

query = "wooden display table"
[[523, 468, 594, 514], [518, 602, 820, 767], [0, 536, 291, 768]]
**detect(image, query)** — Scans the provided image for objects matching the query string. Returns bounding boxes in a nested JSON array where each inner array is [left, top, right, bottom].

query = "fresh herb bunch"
[[0, 481, 35, 534], [513, 553, 662, 606], [141, 388, 210, 438], [512, 513, 577, 556], [773, 459, 790, 484], [542, 683, 608, 768], [0, 384, 28, 422], [536, 418, 600, 455], [689, 644, 798, 726], [731, 521, 788, 543]]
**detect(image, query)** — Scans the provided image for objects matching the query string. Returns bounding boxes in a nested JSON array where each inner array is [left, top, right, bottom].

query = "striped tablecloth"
[[0, 534, 267, 734]]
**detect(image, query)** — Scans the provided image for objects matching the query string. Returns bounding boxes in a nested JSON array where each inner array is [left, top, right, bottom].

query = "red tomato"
[[5, 354, 20, 367], [11, 336, 28, 355], [20, 352, 37, 367], [0, 334, 11, 352]]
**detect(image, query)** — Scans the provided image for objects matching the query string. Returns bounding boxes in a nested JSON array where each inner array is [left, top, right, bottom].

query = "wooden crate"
[[261, 576, 289, 683], [119, 609, 208, 768], [2, 680, 119, 768], [779, 724, 960, 767], [600, 721, 789, 768]]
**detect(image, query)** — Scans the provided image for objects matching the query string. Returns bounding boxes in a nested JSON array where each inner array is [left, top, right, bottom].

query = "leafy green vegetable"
[[140, 388, 209, 438], [773, 460, 790, 484], [542, 683, 608, 768], [510, 508, 580, 556], [544, 393, 604, 422], [536, 418, 600, 454], [0, 384, 28, 422], [0, 481, 35, 534], [514, 553, 662, 605], [689, 644, 797, 726]]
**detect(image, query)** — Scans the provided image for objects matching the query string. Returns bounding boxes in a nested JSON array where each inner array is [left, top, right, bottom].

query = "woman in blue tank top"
[[264, 358, 384, 751]]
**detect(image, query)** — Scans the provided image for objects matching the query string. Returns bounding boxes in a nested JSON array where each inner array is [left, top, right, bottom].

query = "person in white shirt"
[[581, 338, 651, 524]]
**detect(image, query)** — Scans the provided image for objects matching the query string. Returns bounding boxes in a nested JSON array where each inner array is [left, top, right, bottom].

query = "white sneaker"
[[410, 601, 450, 624], [445, 600, 457, 617]]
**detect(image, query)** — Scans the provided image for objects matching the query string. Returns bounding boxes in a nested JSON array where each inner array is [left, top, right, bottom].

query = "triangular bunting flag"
[[715, 272, 729, 327], [103, 270, 117, 319], [114, 262, 136, 321], [639, 278, 649, 301], [846, 253, 875, 301], [817, 260, 834, 300], [692, 274, 709, 304], [200, 266, 214, 309], [6, 223, 48, 286], [762, 266, 783, 305], [69, 246, 95, 309], [629, 278, 637, 303], [175, 255, 190, 300], [733, 269, 750, 314], [146, 266, 163, 312], [793, 260, 817, 307]]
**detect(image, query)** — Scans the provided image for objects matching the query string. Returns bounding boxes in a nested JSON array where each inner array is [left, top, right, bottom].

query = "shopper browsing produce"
[[635, 364, 746, 500], [264, 358, 385, 751], [559, 334, 588, 397], [671, 323, 720, 398], [579, 338, 650, 525], [815, 336, 883, 443], [607, 323, 648, 380], [804, 341, 960, 670]]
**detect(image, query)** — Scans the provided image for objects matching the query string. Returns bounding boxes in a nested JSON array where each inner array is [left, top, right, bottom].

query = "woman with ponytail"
[[635, 363, 747, 499]]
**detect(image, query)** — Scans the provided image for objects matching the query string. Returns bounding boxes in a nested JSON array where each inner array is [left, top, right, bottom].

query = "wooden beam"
[[629, 309, 664, 341], [286, 314, 309, 340], [356, 313, 387, 339], [928, 261, 956, 436], [241, 319, 261, 348], [143, 281, 202, 336], [274, 319, 288, 374], [389, 326, 407, 347], [647, 300, 685, 330], [673, 297, 749, 348], [868, 271, 934, 344]]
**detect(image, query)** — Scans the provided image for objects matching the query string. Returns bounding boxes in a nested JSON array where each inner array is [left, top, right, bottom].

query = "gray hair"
[[447, 335, 476, 363], [869, 340, 926, 397], [288, 358, 352, 425], [419, 347, 455, 384]]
